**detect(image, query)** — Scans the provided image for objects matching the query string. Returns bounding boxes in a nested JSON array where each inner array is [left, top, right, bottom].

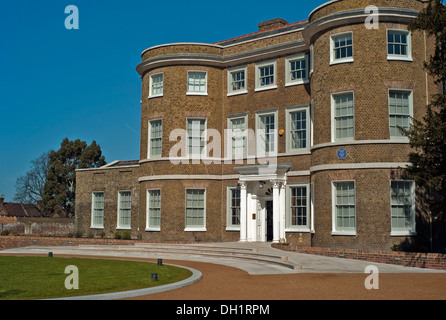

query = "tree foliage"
[[404, 0, 446, 219], [42, 138, 106, 217], [14, 152, 50, 205]]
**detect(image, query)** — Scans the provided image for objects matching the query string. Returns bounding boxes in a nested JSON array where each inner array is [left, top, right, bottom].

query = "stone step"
[[75, 243, 299, 270]]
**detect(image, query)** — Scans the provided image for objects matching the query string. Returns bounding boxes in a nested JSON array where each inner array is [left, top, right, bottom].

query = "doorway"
[[266, 200, 273, 242]]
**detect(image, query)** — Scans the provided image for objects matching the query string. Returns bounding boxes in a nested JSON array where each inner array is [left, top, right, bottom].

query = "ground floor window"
[[185, 189, 206, 231], [91, 192, 104, 228], [332, 181, 356, 235], [147, 189, 161, 231], [286, 184, 309, 231], [391, 180, 416, 235], [117, 191, 131, 229], [226, 186, 241, 230]]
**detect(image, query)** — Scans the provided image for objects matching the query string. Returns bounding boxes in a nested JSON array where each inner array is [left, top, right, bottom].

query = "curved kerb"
[[45, 263, 202, 301]]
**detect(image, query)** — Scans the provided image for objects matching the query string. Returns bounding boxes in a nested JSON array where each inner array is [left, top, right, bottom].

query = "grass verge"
[[0, 256, 192, 300]]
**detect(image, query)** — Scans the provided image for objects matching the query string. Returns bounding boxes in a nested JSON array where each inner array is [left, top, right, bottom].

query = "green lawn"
[[0, 256, 192, 300]]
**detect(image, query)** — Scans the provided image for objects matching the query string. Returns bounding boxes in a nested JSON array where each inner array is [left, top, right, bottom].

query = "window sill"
[[332, 231, 356, 236], [148, 94, 163, 99], [283, 149, 311, 156], [387, 56, 413, 62], [186, 92, 208, 96], [391, 231, 417, 237], [90, 226, 104, 230], [330, 58, 354, 66], [145, 227, 161, 232], [116, 227, 131, 230], [285, 80, 309, 87], [255, 85, 277, 92], [184, 227, 207, 232], [285, 228, 311, 233], [226, 227, 240, 232], [227, 90, 248, 97]]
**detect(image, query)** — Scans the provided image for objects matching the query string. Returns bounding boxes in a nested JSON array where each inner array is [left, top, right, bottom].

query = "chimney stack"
[[0, 196, 4, 206], [258, 18, 288, 32]]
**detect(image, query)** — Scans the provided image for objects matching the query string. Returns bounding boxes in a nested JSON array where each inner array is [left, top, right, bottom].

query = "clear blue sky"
[[0, 0, 327, 201]]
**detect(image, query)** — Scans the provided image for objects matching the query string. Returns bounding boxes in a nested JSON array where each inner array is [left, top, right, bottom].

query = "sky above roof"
[[0, 0, 328, 201]]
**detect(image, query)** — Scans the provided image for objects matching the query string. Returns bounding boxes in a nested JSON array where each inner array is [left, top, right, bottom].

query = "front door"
[[266, 200, 273, 242]]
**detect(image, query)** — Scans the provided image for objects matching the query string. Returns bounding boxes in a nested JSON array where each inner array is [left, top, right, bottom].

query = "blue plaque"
[[337, 148, 347, 160]]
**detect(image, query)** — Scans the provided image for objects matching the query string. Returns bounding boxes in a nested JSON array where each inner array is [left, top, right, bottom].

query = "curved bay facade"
[[76, 0, 440, 250]]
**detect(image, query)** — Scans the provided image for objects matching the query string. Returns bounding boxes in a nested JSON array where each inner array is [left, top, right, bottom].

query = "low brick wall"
[[0, 217, 75, 236], [272, 244, 446, 271]]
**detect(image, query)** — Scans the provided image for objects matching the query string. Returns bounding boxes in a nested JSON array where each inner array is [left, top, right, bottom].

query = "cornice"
[[136, 40, 307, 77], [303, 7, 420, 43]]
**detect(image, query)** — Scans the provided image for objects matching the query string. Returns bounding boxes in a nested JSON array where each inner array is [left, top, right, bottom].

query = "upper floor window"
[[387, 30, 412, 61], [330, 32, 353, 65], [228, 66, 247, 96], [285, 54, 308, 86], [256, 110, 277, 156], [286, 105, 309, 153], [331, 92, 354, 141], [255, 60, 277, 91], [148, 119, 162, 158], [389, 90, 413, 139], [187, 71, 207, 95], [187, 118, 207, 156], [228, 114, 248, 159], [149, 73, 163, 98]]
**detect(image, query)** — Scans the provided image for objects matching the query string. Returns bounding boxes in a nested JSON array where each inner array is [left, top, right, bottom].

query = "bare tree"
[[14, 152, 50, 204]]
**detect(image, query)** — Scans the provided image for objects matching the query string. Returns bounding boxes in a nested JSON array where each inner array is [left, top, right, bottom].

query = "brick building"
[[75, 0, 444, 251]]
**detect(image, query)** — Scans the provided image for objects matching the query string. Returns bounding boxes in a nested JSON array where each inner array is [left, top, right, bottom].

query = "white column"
[[272, 180, 280, 243], [279, 181, 286, 240], [246, 190, 253, 242], [239, 181, 247, 242]]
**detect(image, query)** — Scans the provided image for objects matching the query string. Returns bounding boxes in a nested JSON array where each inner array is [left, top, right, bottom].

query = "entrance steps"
[[70, 242, 302, 272]]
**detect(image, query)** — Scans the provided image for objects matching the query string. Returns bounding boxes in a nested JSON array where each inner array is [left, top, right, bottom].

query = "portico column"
[[272, 180, 280, 243], [239, 181, 247, 242], [279, 181, 286, 240]]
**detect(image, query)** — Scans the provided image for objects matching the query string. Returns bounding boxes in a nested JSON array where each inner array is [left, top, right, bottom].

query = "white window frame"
[[286, 183, 310, 232], [331, 91, 355, 142], [255, 59, 277, 92], [285, 54, 309, 86], [146, 189, 161, 232], [390, 180, 416, 236], [186, 118, 207, 157], [117, 191, 132, 230], [387, 29, 412, 62], [227, 113, 248, 160], [256, 109, 278, 157], [148, 119, 163, 159], [330, 32, 354, 65], [227, 66, 248, 96], [187, 71, 208, 95], [388, 89, 413, 140], [90, 192, 104, 229], [309, 44, 314, 77], [226, 185, 241, 231], [286, 105, 310, 154], [185, 188, 206, 232], [149, 73, 164, 98], [332, 181, 356, 236]]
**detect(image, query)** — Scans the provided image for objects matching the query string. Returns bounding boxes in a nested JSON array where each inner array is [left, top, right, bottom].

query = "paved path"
[[2, 242, 446, 300]]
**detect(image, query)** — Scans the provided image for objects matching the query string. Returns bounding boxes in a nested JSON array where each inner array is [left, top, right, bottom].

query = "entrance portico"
[[234, 163, 292, 243]]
